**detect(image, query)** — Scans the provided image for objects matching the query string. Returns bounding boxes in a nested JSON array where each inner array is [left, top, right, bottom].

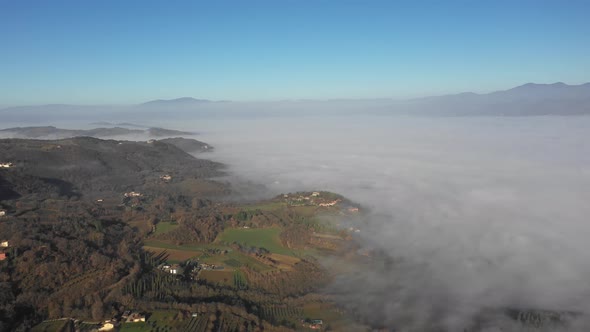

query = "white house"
[[0, 241, 8, 247], [0, 163, 12, 168], [0, 211, 6, 217]]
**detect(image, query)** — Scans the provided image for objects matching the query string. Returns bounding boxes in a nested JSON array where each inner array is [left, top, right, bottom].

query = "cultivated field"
[[216, 227, 294, 255]]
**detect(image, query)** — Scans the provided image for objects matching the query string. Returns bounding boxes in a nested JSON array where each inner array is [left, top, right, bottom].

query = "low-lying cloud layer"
[[3, 111, 589, 330], [191, 115, 590, 330]]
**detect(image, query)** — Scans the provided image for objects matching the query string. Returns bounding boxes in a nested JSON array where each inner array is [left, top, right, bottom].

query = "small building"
[[126, 312, 146, 323], [348, 207, 359, 213], [0, 241, 8, 247], [0, 210, 5, 217], [191, 313, 199, 318], [311, 192, 320, 197], [96, 199, 104, 202], [124, 191, 142, 198], [0, 163, 13, 168], [160, 174, 172, 181], [0, 253, 6, 261], [310, 319, 323, 329]]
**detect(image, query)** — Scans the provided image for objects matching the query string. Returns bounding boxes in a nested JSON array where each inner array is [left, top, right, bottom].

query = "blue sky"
[[1, 0, 589, 105]]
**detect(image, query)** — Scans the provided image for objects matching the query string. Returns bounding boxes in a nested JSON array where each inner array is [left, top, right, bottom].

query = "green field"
[[145, 239, 273, 271], [31, 319, 69, 332], [290, 205, 319, 217], [143, 240, 224, 252], [240, 201, 285, 212], [200, 250, 272, 272], [153, 221, 179, 235], [199, 270, 234, 285], [119, 322, 150, 332], [120, 310, 182, 332], [216, 227, 294, 255]]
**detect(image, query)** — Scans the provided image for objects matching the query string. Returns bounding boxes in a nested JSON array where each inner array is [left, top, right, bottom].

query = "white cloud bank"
[[188, 115, 590, 331]]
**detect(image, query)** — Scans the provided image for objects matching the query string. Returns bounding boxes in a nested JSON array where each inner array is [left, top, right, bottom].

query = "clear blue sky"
[[1, 0, 589, 105]]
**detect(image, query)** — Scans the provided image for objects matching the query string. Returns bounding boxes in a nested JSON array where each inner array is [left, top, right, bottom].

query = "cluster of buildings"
[[161, 264, 183, 275], [124, 191, 142, 198], [318, 199, 340, 207], [199, 263, 224, 271], [280, 192, 362, 214], [348, 227, 361, 233], [158, 261, 225, 282], [122, 311, 146, 323], [282, 192, 341, 208]]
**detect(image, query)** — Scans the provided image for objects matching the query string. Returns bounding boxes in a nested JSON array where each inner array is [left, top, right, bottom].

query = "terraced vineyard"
[[233, 270, 248, 289], [260, 306, 303, 325], [183, 315, 209, 332], [217, 312, 249, 332]]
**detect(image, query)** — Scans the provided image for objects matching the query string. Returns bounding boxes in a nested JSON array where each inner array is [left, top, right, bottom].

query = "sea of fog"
[[182, 115, 590, 330], [5, 114, 590, 330]]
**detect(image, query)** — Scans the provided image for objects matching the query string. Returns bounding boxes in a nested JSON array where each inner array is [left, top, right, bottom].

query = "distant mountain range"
[[0, 126, 196, 139], [1, 82, 589, 118], [395, 82, 590, 116], [140, 97, 214, 107], [89, 122, 147, 128]]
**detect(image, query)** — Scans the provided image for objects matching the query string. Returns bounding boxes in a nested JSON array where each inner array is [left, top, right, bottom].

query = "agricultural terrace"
[[143, 194, 355, 271], [216, 227, 295, 256]]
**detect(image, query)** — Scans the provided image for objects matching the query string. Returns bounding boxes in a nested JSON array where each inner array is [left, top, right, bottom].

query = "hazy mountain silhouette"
[[1, 82, 589, 119], [395, 82, 590, 116], [140, 97, 213, 107]]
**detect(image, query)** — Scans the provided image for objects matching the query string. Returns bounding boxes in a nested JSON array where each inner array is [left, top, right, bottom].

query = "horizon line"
[[2, 81, 589, 108]]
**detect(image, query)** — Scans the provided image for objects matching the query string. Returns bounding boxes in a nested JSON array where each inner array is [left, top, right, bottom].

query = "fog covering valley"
[[192, 115, 590, 330], [3, 102, 590, 330]]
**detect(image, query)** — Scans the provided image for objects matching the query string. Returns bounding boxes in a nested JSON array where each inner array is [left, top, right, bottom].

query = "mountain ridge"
[[1, 82, 589, 117]]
